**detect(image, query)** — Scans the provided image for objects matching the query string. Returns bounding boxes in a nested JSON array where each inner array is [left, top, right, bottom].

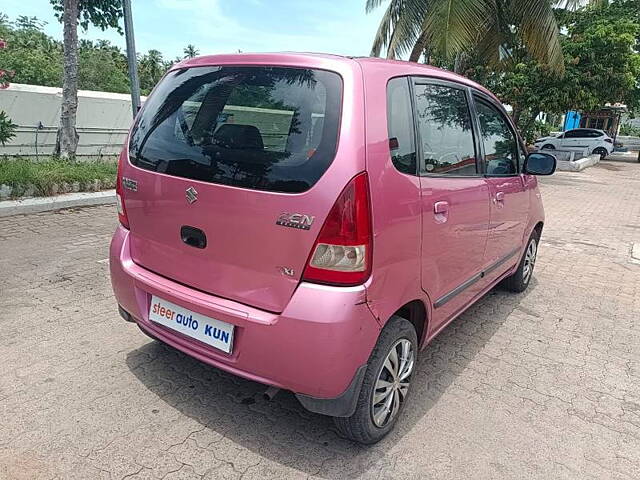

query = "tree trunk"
[[511, 106, 522, 127], [453, 52, 464, 74], [409, 31, 429, 63], [57, 0, 79, 159]]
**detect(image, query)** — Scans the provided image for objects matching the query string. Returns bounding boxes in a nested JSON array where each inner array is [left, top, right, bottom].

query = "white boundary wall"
[[0, 83, 146, 156]]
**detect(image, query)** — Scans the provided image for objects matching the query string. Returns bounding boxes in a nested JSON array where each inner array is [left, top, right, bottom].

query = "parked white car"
[[534, 128, 614, 158]]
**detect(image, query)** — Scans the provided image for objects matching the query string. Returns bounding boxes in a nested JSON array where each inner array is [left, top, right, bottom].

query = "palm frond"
[[555, 0, 606, 9], [409, 30, 430, 62], [512, 0, 564, 74], [386, 0, 429, 58], [421, 0, 493, 61], [475, 21, 505, 68], [370, 1, 401, 57], [366, 0, 388, 13], [369, 0, 426, 59]]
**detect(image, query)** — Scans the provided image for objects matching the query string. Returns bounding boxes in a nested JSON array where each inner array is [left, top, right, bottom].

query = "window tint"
[[386, 77, 416, 175], [129, 66, 342, 193], [475, 100, 518, 176], [413, 83, 477, 175], [564, 129, 578, 138], [567, 129, 602, 138]]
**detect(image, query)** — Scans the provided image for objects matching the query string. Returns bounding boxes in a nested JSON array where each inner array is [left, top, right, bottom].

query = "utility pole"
[[123, 0, 141, 117]]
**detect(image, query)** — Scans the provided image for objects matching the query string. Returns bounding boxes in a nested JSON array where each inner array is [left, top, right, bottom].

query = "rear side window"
[[129, 66, 342, 193], [386, 77, 417, 175], [413, 83, 477, 176]]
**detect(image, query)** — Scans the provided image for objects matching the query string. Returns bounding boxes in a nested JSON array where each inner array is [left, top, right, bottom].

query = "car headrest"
[[213, 124, 264, 150]]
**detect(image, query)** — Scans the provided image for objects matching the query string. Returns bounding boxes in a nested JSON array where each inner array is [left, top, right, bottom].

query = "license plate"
[[149, 295, 234, 354]]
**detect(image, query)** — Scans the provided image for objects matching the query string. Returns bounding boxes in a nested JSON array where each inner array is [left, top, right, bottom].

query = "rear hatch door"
[[122, 61, 361, 312]]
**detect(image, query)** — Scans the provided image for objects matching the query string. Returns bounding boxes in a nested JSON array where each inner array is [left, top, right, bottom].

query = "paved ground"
[[1, 160, 639, 480]]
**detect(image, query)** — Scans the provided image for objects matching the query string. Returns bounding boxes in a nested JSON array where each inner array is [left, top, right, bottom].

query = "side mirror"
[[524, 152, 556, 176]]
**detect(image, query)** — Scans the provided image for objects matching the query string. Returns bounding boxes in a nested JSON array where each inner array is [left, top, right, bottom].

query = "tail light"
[[604, 138, 613, 144], [115, 155, 130, 229], [302, 172, 372, 286]]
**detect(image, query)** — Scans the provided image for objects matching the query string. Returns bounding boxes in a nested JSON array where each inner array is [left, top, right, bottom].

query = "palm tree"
[[367, 0, 575, 73], [183, 44, 199, 59], [138, 49, 166, 92]]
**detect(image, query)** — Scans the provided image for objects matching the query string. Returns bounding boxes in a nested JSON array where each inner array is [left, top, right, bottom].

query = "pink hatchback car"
[[110, 53, 556, 443]]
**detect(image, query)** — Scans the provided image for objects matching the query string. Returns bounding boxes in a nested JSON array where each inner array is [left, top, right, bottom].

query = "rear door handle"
[[434, 201, 449, 214], [494, 191, 505, 203], [434, 201, 449, 223]]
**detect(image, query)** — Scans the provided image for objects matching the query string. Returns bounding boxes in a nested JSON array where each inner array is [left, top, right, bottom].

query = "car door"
[[472, 94, 529, 278], [559, 129, 574, 148], [413, 79, 491, 333], [560, 129, 585, 149]]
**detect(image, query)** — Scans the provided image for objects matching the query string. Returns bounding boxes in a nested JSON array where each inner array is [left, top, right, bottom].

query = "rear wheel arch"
[[533, 221, 544, 238], [593, 146, 608, 158], [390, 300, 428, 347], [522, 221, 543, 250]]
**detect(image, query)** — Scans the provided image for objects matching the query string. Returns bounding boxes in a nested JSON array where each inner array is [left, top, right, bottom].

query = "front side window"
[[386, 77, 417, 175], [129, 66, 342, 193], [413, 83, 477, 176], [475, 99, 519, 176]]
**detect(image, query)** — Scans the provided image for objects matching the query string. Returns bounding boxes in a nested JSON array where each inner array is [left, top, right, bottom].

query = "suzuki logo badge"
[[185, 187, 198, 204]]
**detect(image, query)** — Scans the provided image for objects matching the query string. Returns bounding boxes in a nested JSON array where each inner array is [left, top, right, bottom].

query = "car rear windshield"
[[128, 66, 342, 193]]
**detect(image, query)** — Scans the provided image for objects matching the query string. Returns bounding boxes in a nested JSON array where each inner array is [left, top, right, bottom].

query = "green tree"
[[138, 49, 169, 94], [0, 111, 17, 146], [469, 0, 640, 142], [49, 0, 123, 158], [183, 44, 199, 59], [0, 34, 17, 146], [0, 15, 63, 86], [0, 13, 182, 96], [556, 0, 640, 113], [78, 39, 129, 92], [367, 0, 568, 72]]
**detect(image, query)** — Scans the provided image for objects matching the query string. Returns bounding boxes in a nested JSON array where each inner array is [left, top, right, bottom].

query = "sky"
[[2, 0, 389, 60]]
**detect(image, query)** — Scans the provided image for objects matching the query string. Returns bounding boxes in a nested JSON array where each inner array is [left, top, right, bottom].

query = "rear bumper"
[[109, 226, 380, 411]]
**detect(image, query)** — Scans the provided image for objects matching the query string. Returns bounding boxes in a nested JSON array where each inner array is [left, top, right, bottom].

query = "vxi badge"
[[276, 212, 315, 230]]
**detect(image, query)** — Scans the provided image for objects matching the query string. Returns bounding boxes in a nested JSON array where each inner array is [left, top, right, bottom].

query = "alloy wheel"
[[371, 339, 414, 428], [522, 239, 538, 284]]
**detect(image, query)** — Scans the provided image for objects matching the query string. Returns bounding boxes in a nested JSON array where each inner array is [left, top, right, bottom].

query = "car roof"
[[175, 52, 497, 102], [352, 56, 496, 98], [566, 128, 606, 134]]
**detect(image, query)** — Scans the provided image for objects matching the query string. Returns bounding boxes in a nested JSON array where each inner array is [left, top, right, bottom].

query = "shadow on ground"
[[602, 153, 640, 164], [126, 285, 533, 478]]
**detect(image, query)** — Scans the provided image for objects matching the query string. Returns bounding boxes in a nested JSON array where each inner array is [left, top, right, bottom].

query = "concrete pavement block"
[[0, 190, 115, 217]]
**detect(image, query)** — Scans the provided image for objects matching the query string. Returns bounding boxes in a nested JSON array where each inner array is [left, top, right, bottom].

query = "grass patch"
[[0, 156, 118, 197]]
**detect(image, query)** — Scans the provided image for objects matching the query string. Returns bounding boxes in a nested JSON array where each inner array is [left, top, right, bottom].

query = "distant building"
[[578, 104, 627, 138], [560, 104, 627, 138]]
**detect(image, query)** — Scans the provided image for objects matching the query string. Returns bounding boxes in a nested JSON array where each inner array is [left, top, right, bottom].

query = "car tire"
[[333, 316, 418, 444], [593, 147, 608, 159], [501, 232, 540, 293], [541, 144, 555, 150]]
